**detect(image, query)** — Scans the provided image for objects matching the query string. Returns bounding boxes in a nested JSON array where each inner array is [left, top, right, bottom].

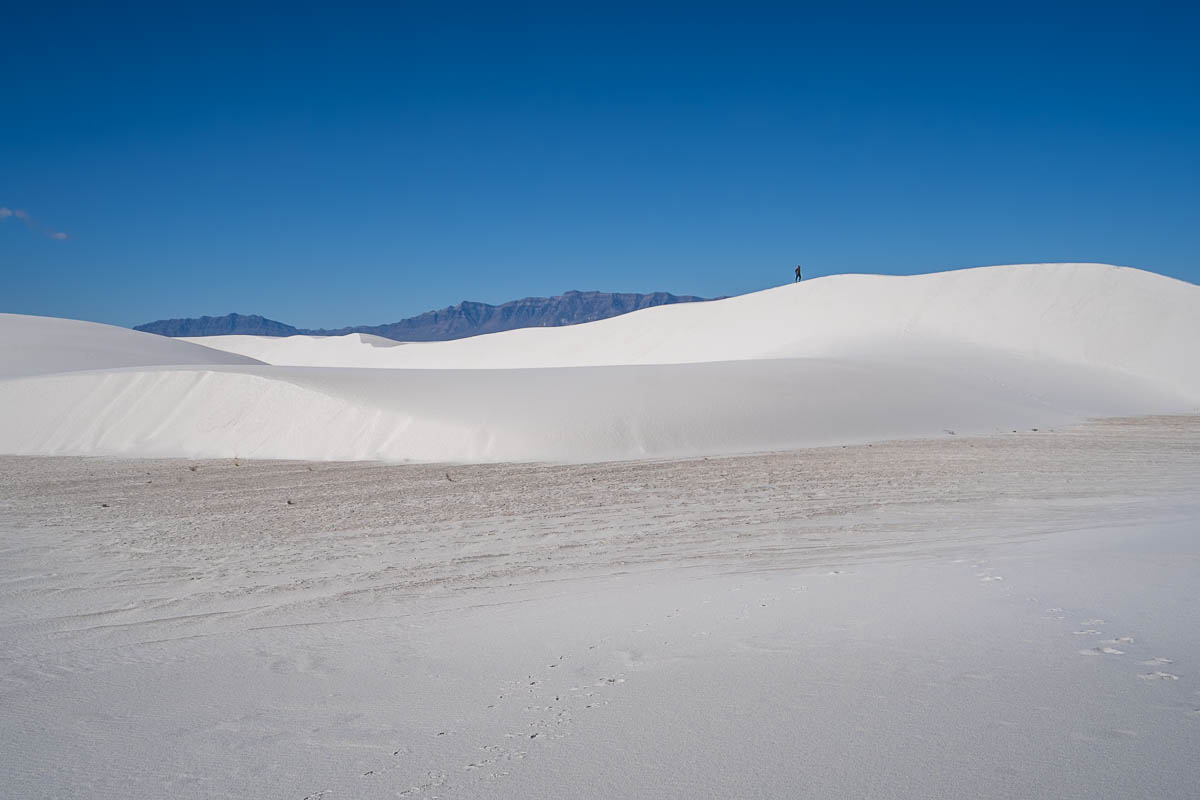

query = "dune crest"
[[1, 264, 1196, 462]]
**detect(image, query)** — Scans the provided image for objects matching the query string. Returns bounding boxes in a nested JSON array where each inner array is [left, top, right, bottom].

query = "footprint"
[[1104, 728, 1139, 739], [1138, 657, 1174, 666], [465, 747, 527, 771], [1079, 647, 1124, 656], [1137, 671, 1180, 681], [397, 771, 447, 796]]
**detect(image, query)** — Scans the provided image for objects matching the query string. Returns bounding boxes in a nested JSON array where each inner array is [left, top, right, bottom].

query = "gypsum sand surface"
[[0, 415, 1198, 799]]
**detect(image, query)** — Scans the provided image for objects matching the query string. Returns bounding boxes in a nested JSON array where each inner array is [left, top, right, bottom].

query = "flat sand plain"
[[2, 417, 1198, 799]]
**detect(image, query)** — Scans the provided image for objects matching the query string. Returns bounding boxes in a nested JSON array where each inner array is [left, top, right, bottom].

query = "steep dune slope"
[[0, 355, 1186, 462], [0, 264, 1195, 462], [0, 313, 263, 378]]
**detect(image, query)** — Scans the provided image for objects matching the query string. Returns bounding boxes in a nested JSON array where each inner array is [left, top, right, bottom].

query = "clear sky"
[[2, 1, 1197, 328]]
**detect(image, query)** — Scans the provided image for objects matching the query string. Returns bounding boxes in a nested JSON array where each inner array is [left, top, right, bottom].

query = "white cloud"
[[1, 207, 69, 240]]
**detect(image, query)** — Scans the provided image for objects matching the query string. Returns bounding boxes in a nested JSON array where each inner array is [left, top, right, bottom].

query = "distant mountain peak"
[[134, 290, 712, 341], [134, 313, 300, 338]]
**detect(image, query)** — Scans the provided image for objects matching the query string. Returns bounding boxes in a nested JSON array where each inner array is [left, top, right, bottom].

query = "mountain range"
[[134, 290, 712, 342]]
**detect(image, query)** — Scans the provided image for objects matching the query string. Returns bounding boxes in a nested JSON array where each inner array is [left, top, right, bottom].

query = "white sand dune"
[[1, 264, 1196, 462], [0, 355, 1188, 462], [179, 331, 404, 366], [0, 312, 263, 378], [4, 264, 1200, 799], [185, 263, 1200, 396]]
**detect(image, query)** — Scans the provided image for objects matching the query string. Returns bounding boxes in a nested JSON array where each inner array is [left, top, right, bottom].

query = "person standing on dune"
[[794, 264, 803, 282]]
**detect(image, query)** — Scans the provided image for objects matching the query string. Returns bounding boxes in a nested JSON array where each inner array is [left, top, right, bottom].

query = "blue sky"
[[3, 1, 1197, 328]]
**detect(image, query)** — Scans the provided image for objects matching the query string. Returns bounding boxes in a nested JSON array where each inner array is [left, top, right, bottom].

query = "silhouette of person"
[[794, 264, 803, 282]]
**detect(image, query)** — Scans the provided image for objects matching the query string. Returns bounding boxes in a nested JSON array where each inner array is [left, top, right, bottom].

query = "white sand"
[[0, 312, 262, 378], [1, 263, 1197, 797], [2, 264, 1197, 463], [184, 263, 1199, 391], [1, 417, 1197, 798]]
